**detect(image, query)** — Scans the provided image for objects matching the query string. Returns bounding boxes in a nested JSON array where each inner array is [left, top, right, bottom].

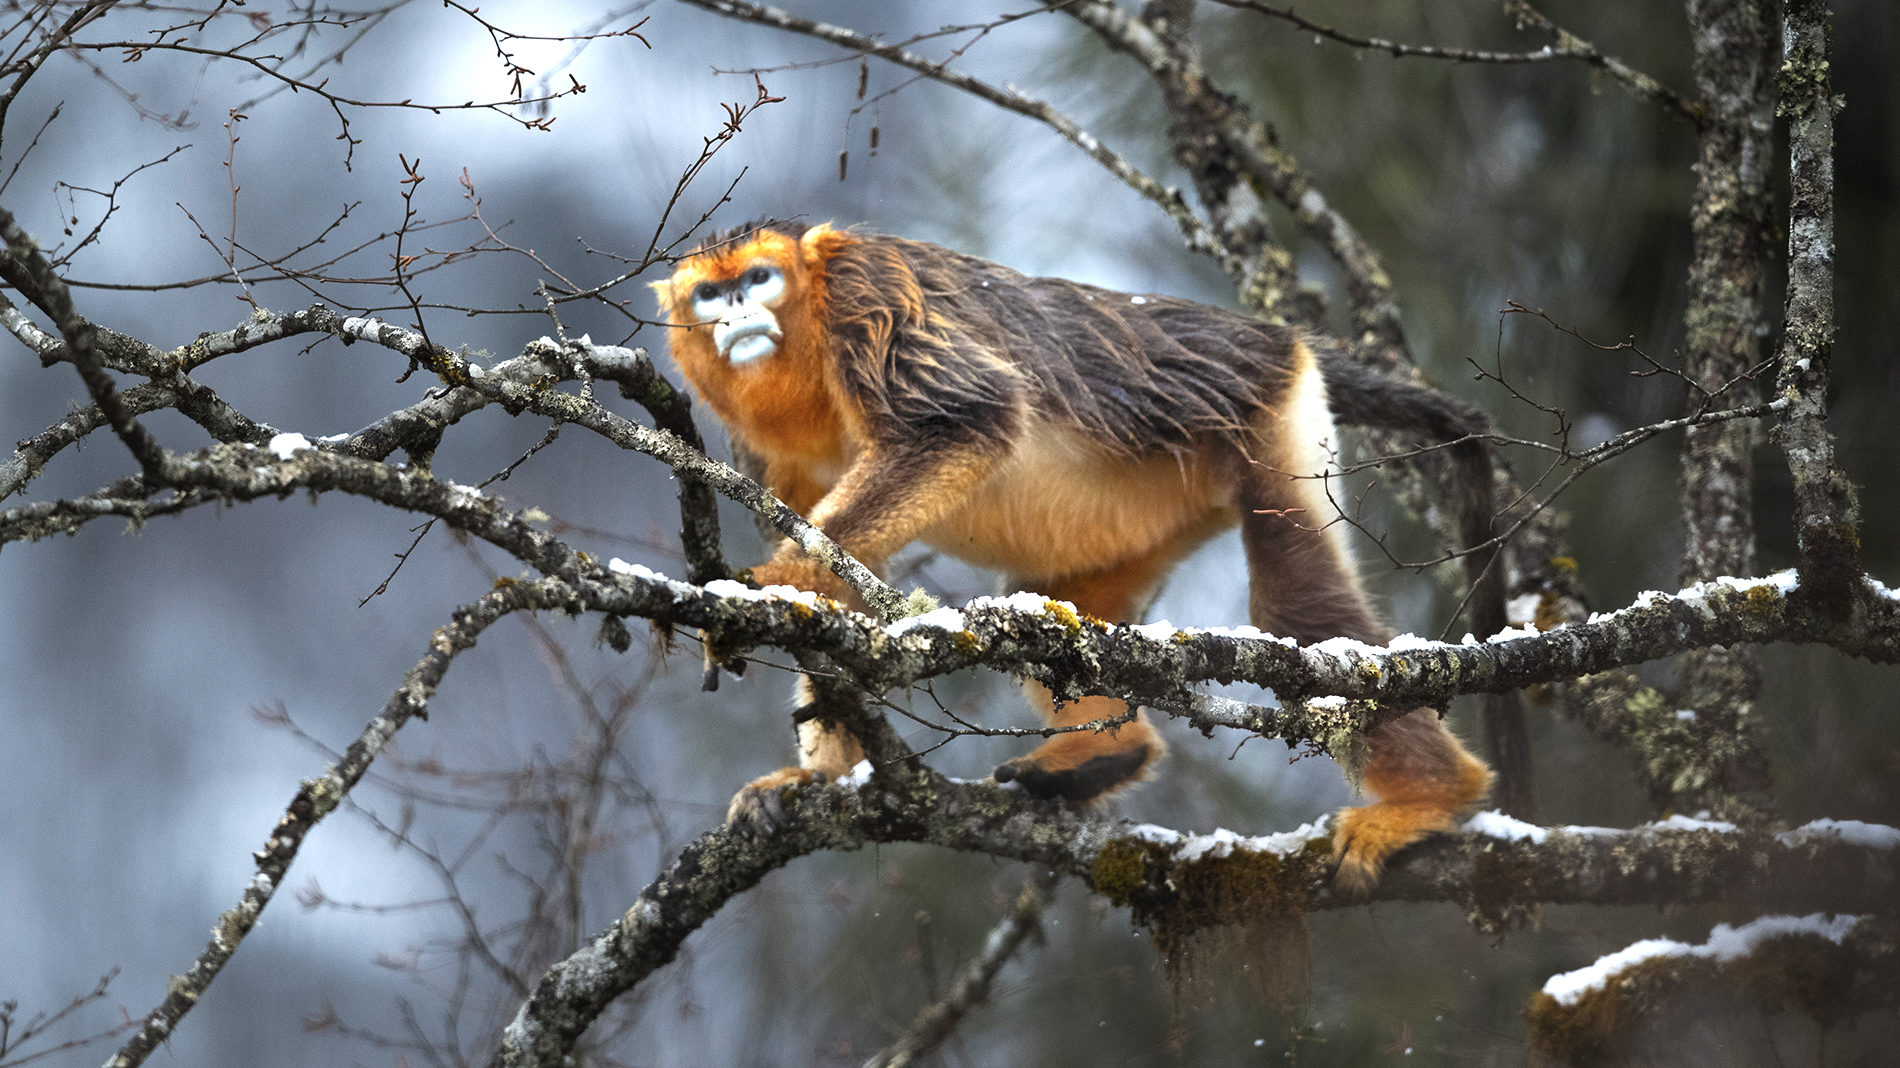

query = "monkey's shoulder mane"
[[822, 233, 1308, 455]]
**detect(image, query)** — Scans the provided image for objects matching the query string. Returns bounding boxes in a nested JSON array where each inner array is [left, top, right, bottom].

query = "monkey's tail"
[[1317, 351, 1535, 820]]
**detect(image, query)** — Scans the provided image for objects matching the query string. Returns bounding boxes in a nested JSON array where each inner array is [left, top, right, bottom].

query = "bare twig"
[[1205, 0, 1699, 123], [864, 868, 1059, 1068], [678, 0, 1231, 271], [106, 582, 561, 1068]]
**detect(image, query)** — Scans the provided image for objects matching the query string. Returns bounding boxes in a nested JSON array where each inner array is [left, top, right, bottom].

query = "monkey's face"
[[656, 240, 798, 366], [689, 263, 786, 364]]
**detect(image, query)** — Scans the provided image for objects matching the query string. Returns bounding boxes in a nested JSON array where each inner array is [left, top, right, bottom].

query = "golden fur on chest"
[[915, 421, 1229, 581]]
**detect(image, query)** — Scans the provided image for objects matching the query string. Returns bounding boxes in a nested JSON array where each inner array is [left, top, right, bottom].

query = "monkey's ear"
[[798, 222, 850, 268], [648, 277, 678, 318]]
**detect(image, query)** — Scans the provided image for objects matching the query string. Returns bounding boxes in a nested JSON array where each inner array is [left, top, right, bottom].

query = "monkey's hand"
[[725, 766, 822, 837], [749, 552, 860, 608]]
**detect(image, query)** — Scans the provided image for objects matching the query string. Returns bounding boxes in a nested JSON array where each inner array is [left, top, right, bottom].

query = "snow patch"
[[971, 591, 1062, 615], [1201, 624, 1293, 645], [703, 578, 759, 600], [1542, 938, 1690, 1006], [698, 578, 825, 606], [608, 558, 662, 580], [1553, 824, 1625, 837], [1542, 914, 1863, 1006], [1466, 809, 1548, 844], [1310, 634, 1384, 657], [267, 432, 312, 459], [1776, 818, 1900, 850], [756, 583, 822, 606], [1121, 823, 1185, 846], [1584, 570, 1798, 626], [1647, 813, 1739, 834], [1115, 822, 1323, 862]]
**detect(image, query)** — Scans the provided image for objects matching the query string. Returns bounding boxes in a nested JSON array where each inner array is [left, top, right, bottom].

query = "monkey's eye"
[[741, 265, 784, 304], [692, 282, 721, 304]]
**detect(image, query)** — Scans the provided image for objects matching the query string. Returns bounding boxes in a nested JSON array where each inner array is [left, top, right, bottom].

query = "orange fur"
[[657, 227, 853, 478], [724, 677, 868, 830], [1332, 711, 1495, 893]]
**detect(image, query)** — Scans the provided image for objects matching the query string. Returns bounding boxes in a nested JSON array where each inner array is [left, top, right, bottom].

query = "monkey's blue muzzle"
[[714, 312, 782, 365]]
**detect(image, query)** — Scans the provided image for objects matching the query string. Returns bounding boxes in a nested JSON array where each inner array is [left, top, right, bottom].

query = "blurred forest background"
[[1, 1, 1895, 1064]]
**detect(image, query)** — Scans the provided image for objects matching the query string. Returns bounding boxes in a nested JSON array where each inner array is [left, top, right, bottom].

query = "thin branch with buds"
[[1207, 0, 1699, 123]]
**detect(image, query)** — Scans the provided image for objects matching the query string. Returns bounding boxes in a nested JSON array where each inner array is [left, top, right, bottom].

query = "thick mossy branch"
[[17, 309, 1893, 711], [491, 771, 1899, 1068], [8, 409, 1898, 728], [1528, 914, 1899, 1065]]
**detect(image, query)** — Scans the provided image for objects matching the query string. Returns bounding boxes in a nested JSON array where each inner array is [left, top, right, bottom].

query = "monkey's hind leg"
[[1237, 439, 1492, 890], [726, 678, 867, 836], [992, 687, 1166, 801], [1331, 710, 1493, 893], [992, 557, 1174, 803]]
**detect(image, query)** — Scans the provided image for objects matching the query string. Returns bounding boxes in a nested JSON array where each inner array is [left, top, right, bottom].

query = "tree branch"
[[1773, 0, 1861, 628], [490, 773, 1899, 1066], [106, 581, 563, 1068], [1528, 913, 1899, 1062], [677, 0, 1233, 271], [1205, 0, 1700, 124], [1, 202, 165, 482], [1057, 0, 1400, 353], [863, 868, 1058, 1068], [1666, 0, 1779, 823]]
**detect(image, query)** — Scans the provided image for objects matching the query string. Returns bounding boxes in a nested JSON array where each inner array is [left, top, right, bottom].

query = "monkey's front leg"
[[725, 678, 867, 835], [728, 440, 1003, 833], [748, 439, 1000, 606]]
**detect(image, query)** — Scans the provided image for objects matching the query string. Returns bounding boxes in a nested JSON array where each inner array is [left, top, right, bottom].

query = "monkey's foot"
[[725, 766, 821, 837], [994, 739, 1158, 803], [1329, 800, 1464, 894]]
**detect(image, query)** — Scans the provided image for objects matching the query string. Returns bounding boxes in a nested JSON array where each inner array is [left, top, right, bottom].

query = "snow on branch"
[[1529, 911, 1899, 1062]]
